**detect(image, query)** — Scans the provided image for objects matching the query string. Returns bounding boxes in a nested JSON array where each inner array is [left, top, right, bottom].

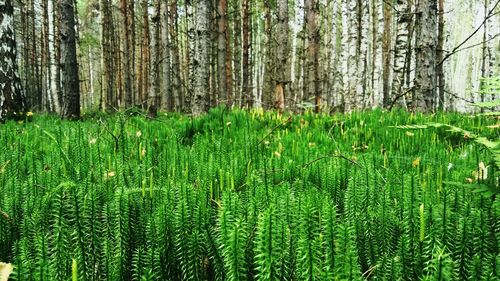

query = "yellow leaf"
[[0, 262, 13, 281], [104, 171, 116, 179], [412, 157, 421, 168], [406, 131, 415, 137]]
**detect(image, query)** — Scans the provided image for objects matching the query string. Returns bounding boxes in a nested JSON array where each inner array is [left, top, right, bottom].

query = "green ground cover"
[[0, 108, 498, 280]]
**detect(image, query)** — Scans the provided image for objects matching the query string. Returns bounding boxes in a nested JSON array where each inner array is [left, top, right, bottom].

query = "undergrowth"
[[0, 108, 498, 280]]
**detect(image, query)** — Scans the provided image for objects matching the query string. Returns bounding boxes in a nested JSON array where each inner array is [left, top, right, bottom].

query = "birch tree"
[[48, 0, 61, 113], [0, 0, 26, 121], [391, 0, 411, 109], [148, 0, 161, 118], [190, 0, 212, 115]]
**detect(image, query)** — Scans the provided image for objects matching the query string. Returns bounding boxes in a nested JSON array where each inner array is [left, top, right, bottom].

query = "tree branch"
[[437, 0, 500, 66]]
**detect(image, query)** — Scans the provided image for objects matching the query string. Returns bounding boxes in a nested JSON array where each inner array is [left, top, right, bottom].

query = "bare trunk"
[[262, 0, 273, 109], [274, 0, 288, 111], [414, 0, 437, 112], [60, 0, 80, 119], [140, 0, 150, 108], [217, 0, 229, 105], [436, 0, 445, 110], [190, 0, 212, 115], [121, 0, 135, 107], [232, 0, 241, 106], [148, 0, 161, 118], [242, 0, 251, 107], [48, 0, 61, 113], [391, 0, 411, 109], [305, 0, 320, 112], [382, 0, 392, 108], [169, 0, 181, 110], [0, 0, 26, 121], [160, 0, 171, 110]]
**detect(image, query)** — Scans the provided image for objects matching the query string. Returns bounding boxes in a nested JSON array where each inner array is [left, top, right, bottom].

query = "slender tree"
[[274, 0, 289, 111], [169, 0, 182, 110], [160, 0, 170, 110], [391, 0, 411, 109], [0, 0, 26, 121], [262, 0, 273, 109], [414, 0, 438, 112], [60, 0, 80, 119], [121, 0, 135, 107], [305, 0, 321, 112], [242, 0, 252, 107], [148, 0, 161, 118], [436, 0, 445, 110], [190, 0, 212, 115], [217, 0, 229, 105], [382, 0, 392, 108]]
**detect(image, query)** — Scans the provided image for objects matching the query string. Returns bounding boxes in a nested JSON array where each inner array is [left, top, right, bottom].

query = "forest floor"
[[0, 108, 498, 280]]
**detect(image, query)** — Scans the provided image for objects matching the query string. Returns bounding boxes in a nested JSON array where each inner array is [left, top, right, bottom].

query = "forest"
[[0, 0, 500, 280]]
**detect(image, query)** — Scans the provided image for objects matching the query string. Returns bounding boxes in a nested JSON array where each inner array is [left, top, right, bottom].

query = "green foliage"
[[0, 109, 498, 280]]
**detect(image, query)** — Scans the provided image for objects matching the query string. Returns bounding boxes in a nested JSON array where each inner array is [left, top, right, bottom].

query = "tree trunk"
[[232, 0, 242, 106], [368, 0, 380, 107], [190, 0, 212, 115], [217, 0, 229, 106], [305, 0, 320, 112], [60, 0, 80, 119], [148, 0, 161, 118], [242, 0, 252, 107], [140, 0, 150, 109], [262, 0, 273, 109], [274, 0, 289, 111], [414, 0, 437, 112], [346, 0, 359, 111], [436, 0, 445, 110], [169, 0, 181, 110], [382, 0, 392, 108], [160, 0, 171, 110], [121, 0, 134, 107], [391, 0, 411, 109], [100, 0, 117, 110], [358, 0, 369, 108], [48, 0, 61, 113], [0, 0, 26, 121]]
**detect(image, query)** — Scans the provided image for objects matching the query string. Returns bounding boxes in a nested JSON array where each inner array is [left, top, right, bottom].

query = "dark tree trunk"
[[382, 1, 392, 108], [0, 0, 26, 121], [414, 0, 437, 112], [242, 0, 252, 107], [60, 0, 80, 119]]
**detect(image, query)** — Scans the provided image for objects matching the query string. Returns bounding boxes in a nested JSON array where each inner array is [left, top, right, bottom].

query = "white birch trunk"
[[346, 0, 359, 111], [161, 0, 170, 110], [191, 0, 211, 115], [357, 0, 369, 108], [48, 0, 60, 113], [391, 0, 410, 108]]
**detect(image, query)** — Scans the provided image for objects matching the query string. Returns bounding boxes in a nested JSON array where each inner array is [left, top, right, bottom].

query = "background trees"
[[4, 0, 500, 116]]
